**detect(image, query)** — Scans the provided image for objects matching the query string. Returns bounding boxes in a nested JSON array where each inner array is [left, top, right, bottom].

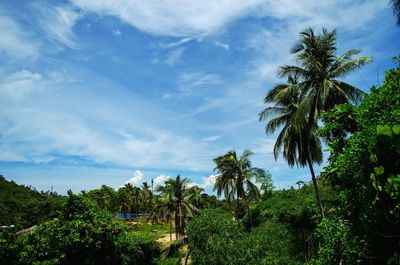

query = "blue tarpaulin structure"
[[116, 213, 147, 220]]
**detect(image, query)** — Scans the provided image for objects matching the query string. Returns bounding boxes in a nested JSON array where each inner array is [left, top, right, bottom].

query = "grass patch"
[[125, 218, 171, 240]]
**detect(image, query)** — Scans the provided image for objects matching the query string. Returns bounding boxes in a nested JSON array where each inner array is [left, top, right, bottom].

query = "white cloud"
[[0, 70, 42, 101], [246, 1, 387, 81], [176, 72, 222, 96], [179, 72, 221, 87], [165, 47, 185, 66], [258, 0, 386, 30], [124, 170, 144, 186], [188, 174, 218, 190], [0, 15, 40, 60], [252, 139, 276, 157], [112, 29, 121, 36], [214, 41, 229, 50], [153, 175, 171, 187], [71, 0, 264, 37], [0, 69, 223, 171], [160, 36, 198, 49], [203, 135, 222, 142], [201, 174, 218, 188], [70, 0, 386, 39], [35, 4, 81, 49]]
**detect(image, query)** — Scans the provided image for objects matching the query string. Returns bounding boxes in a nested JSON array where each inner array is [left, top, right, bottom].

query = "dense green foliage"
[[188, 209, 302, 265], [316, 66, 400, 264], [1, 191, 160, 265], [0, 175, 64, 230], [187, 65, 399, 265]]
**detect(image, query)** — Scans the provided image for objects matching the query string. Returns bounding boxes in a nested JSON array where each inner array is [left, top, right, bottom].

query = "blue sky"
[[0, 0, 399, 194]]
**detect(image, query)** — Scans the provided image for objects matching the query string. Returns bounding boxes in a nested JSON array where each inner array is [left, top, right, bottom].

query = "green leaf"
[[374, 166, 385, 175], [369, 154, 378, 163], [377, 125, 393, 136], [392, 124, 400, 135]]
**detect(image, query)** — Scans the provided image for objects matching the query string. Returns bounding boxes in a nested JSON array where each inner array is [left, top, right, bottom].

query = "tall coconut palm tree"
[[259, 76, 325, 218], [158, 194, 175, 241], [278, 28, 371, 124], [260, 28, 371, 218], [213, 150, 262, 226], [157, 175, 197, 238], [392, 0, 400, 25]]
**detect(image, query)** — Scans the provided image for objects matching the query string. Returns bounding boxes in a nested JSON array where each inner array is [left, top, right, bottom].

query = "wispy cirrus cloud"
[[0, 69, 223, 171], [214, 41, 230, 50], [71, 0, 264, 37], [177, 72, 222, 96], [202, 135, 222, 142], [245, 0, 389, 81], [0, 70, 42, 101], [0, 15, 40, 60], [164, 47, 186, 66], [34, 4, 81, 49]]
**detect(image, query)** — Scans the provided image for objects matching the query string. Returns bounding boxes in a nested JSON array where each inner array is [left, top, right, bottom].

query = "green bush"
[[1, 191, 160, 265], [310, 217, 366, 265], [320, 66, 400, 264], [188, 209, 241, 265], [188, 209, 301, 265]]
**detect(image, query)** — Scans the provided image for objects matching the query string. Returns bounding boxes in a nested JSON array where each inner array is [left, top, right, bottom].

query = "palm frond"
[[331, 56, 373, 78], [277, 65, 308, 79], [392, 0, 400, 25]]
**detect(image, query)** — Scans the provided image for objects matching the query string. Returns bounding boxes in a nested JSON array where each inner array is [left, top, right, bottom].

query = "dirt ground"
[[156, 233, 176, 247], [156, 233, 191, 264]]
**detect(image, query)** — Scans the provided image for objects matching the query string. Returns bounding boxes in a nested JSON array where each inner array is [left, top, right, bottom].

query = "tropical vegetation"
[[1, 2, 400, 263], [259, 27, 372, 218]]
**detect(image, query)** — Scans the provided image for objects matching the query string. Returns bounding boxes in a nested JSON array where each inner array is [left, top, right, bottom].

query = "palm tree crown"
[[278, 28, 372, 123], [213, 149, 262, 225], [259, 76, 322, 168]]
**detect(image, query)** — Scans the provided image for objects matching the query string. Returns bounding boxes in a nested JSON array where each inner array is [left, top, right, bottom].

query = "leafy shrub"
[[188, 209, 241, 265], [1, 191, 160, 265], [310, 217, 366, 265], [320, 66, 400, 263], [188, 209, 301, 265]]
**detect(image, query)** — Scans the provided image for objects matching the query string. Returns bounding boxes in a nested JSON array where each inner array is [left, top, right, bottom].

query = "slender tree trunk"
[[175, 212, 179, 239], [243, 194, 253, 228], [181, 214, 186, 236], [169, 216, 172, 242], [236, 198, 240, 220], [307, 156, 325, 219]]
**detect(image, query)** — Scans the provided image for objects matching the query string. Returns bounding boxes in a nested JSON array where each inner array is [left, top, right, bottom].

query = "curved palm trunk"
[[307, 156, 325, 219]]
